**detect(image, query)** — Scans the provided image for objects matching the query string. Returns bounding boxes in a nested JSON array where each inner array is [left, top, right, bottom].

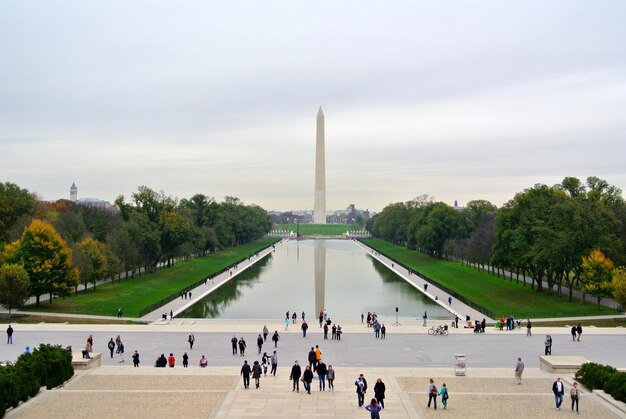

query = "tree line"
[[367, 177, 626, 308], [0, 183, 272, 307]]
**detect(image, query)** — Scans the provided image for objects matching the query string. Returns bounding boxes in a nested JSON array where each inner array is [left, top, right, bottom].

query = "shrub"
[[604, 371, 626, 403], [575, 362, 617, 390]]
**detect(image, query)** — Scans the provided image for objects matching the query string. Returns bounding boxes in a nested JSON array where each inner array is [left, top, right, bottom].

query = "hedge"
[[0, 344, 74, 417], [575, 362, 626, 403]]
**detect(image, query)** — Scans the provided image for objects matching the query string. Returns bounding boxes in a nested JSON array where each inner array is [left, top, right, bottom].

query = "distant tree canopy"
[[0, 184, 272, 302], [368, 177, 626, 303]]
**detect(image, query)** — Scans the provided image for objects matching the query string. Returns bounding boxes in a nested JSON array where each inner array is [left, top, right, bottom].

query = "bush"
[[575, 362, 617, 390], [0, 344, 73, 417], [604, 371, 626, 403]]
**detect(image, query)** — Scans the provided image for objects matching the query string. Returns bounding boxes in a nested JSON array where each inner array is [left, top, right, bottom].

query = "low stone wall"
[[71, 352, 101, 370]]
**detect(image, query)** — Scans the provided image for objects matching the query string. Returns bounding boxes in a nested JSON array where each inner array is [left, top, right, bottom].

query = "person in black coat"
[[316, 360, 328, 391], [308, 347, 317, 371], [241, 360, 251, 389], [289, 361, 302, 392], [231, 335, 238, 355], [272, 331, 280, 348], [374, 378, 386, 408], [302, 366, 314, 394], [252, 360, 262, 388]]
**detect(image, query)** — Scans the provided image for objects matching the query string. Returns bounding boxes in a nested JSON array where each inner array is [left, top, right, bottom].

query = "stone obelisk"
[[314, 106, 326, 224]]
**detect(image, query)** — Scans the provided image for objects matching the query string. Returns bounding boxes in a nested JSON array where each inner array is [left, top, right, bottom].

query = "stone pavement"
[[5, 366, 623, 418]]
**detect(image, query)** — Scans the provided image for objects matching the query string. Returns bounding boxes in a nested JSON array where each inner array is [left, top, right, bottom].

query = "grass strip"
[[361, 238, 620, 319]]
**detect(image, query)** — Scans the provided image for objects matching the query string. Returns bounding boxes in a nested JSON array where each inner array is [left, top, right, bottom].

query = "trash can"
[[454, 354, 466, 376]]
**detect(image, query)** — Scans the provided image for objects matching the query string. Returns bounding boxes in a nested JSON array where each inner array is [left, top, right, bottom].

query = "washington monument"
[[314, 106, 326, 224]]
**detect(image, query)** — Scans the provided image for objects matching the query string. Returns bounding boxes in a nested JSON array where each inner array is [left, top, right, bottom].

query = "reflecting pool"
[[179, 240, 450, 320]]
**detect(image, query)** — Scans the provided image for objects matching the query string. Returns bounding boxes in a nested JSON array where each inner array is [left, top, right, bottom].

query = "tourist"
[[132, 350, 140, 367], [308, 347, 317, 370], [374, 321, 381, 338], [6, 324, 13, 344], [365, 398, 382, 419], [117, 307, 122, 318], [526, 319, 532, 336], [422, 311, 428, 327], [553, 377, 565, 410], [316, 360, 327, 391], [323, 323, 329, 339], [448, 296, 452, 305], [381, 324, 386, 339], [167, 353, 175, 367], [367, 312, 372, 327], [439, 383, 449, 410], [115, 335, 121, 350], [199, 355, 208, 367], [427, 378, 437, 409], [85, 337, 93, 354], [319, 310, 324, 327], [158, 353, 167, 367], [272, 331, 280, 348], [257, 334, 264, 354], [302, 311, 306, 322], [231, 335, 238, 355], [188, 334, 195, 349], [117, 339, 125, 362], [499, 315, 505, 331], [286, 311, 290, 321], [107, 338, 115, 358], [261, 352, 269, 375], [515, 357, 524, 384], [238, 337, 246, 356], [481, 318, 486, 333], [374, 378, 386, 408], [301, 321, 309, 338], [361, 313, 364, 323], [292, 312, 297, 324], [252, 360, 262, 388], [545, 335, 552, 355], [576, 324, 583, 341], [302, 365, 314, 394], [454, 315, 459, 328], [336, 325, 342, 340], [182, 352, 189, 368], [289, 360, 301, 392], [241, 360, 251, 389], [571, 325, 577, 341], [284, 317, 289, 330], [355, 374, 366, 407], [263, 325, 269, 342], [88, 334, 94, 350], [423, 283, 428, 292], [271, 351, 278, 376], [188, 292, 192, 299], [24, 346, 30, 355], [570, 382, 580, 414], [327, 365, 335, 390], [169, 310, 173, 320], [331, 324, 337, 340]]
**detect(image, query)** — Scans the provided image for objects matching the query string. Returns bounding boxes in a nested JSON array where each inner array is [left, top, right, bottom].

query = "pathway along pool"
[[179, 239, 450, 320]]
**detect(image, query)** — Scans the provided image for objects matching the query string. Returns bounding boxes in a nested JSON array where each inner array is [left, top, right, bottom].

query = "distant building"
[[70, 182, 78, 202], [453, 200, 464, 211], [68, 182, 116, 211]]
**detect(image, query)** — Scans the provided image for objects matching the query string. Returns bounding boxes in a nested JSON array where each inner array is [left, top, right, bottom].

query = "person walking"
[[292, 312, 297, 324], [526, 319, 532, 336], [544, 335, 552, 355], [257, 334, 264, 354], [284, 317, 289, 330], [272, 331, 280, 348], [116, 339, 125, 363], [252, 360, 262, 388], [117, 307, 122, 318], [355, 375, 366, 407], [515, 357, 524, 384], [302, 311, 306, 323], [552, 377, 565, 410], [107, 338, 115, 358], [238, 337, 247, 356], [182, 352, 189, 368], [331, 324, 337, 340], [365, 398, 383, 419], [6, 325, 13, 344], [374, 321, 381, 338], [323, 323, 329, 339], [303, 365, 314, 394], [270, 351, 278, 376], [308, 347, 317, 371], [301, 321, 309, 338], [241, 360, 251, 389], [374, 378, 386, 409], [381, 324, 386, 339], [289, 360, 301, 392], [316, 360, 327, 391], [571, 325, 577, 341], [422, 311, 428, 327], [448, 296, 452, 305], [188, 334, 195, 349], [327, 365, 335, 391], [570, 382, 580, 414], [576, 324, 583, 341], [427, 378, 437, 409], [131, 350, 139, 367], [263, 325, 269, 342], [439, 383, 449, 409], [231, 335, 238, 355], [314, 345, 323, 368]]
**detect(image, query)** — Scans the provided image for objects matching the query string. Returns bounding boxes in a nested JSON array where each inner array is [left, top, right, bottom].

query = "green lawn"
[[362, 238, 621, 319], [274, 224, 361, 235], [24, 238, 279, 318]]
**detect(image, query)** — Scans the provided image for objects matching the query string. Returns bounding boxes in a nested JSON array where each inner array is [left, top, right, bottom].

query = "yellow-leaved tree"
[[581, 249, 614, 304], [612, 268, 626, 310], [3, 219, 78, 305]]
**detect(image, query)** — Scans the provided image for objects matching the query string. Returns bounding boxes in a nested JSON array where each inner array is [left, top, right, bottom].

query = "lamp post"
[[296, 218, 300, 240]]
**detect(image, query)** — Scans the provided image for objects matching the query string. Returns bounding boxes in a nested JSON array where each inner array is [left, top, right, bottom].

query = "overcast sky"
[[1, 1, 625, 212]]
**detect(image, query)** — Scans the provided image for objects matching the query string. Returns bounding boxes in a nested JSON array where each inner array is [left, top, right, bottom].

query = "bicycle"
[[428, 324, 449, 336]]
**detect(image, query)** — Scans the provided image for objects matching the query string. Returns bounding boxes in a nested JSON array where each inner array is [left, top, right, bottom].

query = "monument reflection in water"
[[179, 240, 450, 320]]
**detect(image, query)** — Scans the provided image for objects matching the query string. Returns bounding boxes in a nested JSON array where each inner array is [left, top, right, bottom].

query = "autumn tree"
[[76, 238, 108, 291], [3, 220, 78, 305], [582, 250, 614, 304], [0, 263, 30, 318], [612, 268, 626, 309], [0, 182, 36, 244]]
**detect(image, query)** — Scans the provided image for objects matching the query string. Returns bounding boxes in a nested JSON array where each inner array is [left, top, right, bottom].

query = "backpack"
[[431, 385, 437, 395], [442, 389, 449, 400]]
